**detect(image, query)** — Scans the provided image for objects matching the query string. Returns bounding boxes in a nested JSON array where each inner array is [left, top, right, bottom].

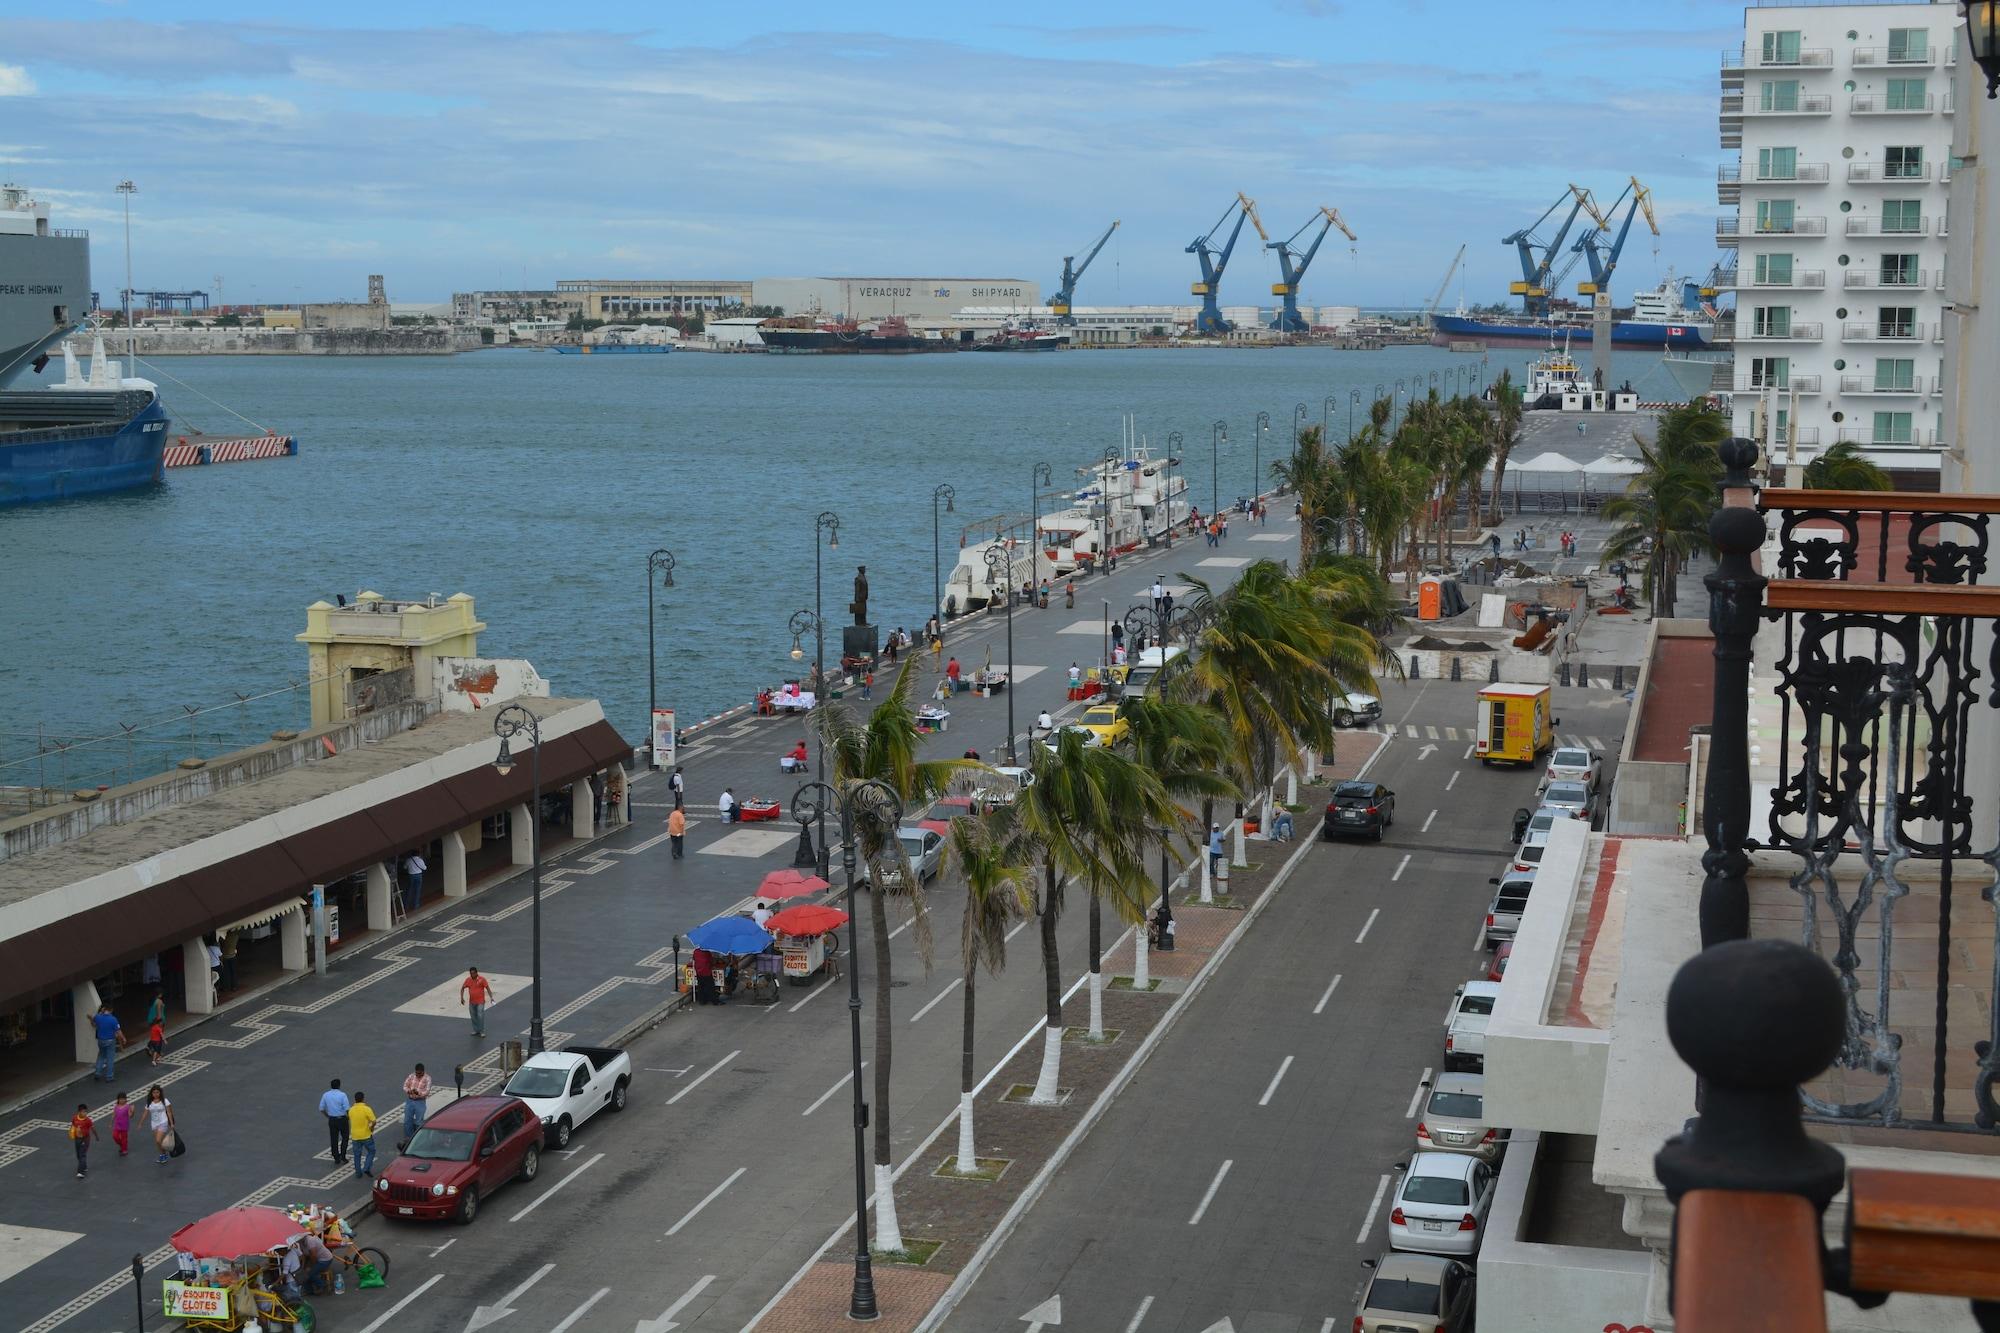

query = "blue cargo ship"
[[1430, 273, 1713, 350]]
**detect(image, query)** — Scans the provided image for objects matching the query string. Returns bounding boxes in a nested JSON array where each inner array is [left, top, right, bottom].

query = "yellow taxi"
[[1075, 703, 1130, 748]]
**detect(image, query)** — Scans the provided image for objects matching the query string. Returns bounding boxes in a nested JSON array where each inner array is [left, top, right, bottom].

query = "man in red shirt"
[[459, 966, 494, 1038]]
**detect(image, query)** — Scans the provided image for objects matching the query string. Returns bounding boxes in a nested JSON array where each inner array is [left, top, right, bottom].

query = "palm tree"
[[1116, 695, 1236, 993], [1010, 731, 1175, 1103], [1600, 402, 1728, 617], [1801, 439, 1892, 491], [1271, 423, 1344, 568], [1483, 371, 1524, 527], [814, 655, 975, 1253], [941, 811, 1032, 1174]]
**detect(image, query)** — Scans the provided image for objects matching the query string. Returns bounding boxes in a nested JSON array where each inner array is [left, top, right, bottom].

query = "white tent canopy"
[[1509, 450, 1588, 474], [1581, 454, 1643, 476]]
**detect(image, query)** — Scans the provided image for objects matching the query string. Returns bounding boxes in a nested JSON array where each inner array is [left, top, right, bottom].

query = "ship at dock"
[[1, 185, 171, 506], [1430, 273, 1713, 350], [759, 315, 958, 355]]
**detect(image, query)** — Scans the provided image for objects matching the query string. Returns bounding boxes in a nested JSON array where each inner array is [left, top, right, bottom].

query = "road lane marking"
[[1425, 725, 1439, 739], [1473, 914, 1488, 952], [666, 1049, 740, 1105], [1446, 771, 1459, 792], [1462, 743, 1474, 760], [1188, 1159, 1232, 1225], [803, 1063, 865, 1116], [789, 978, 836, 1012], [355, 1274, 444, 1333], [1355, 1173, 1392, 1244], [667, 1167, 747, 1235], [1422, 809, 1437, 833], [639, 1275, 716, 1331], [1321, 1320, 1337, 1332], [1445, 727, 1459, 740], [1404, 724, 1419, 738], [889, 918, 915, 941], [1125, 1295, 1155, 1332], [1588, 734, 1606, 750], [1392, 855, 1410, 882], [1257, 1055, 1295, 1107], [508, 1152, 604, 1222], [464, 1264, 553, 1332], [910, 978, 963, 1023], [1355, 907, 1380, 944], [428, 1238, 456, 1258], [546, 1287, 610, 1333], [1312, 973, 1342, 1015], [1405, 1067, 1434, 1119]]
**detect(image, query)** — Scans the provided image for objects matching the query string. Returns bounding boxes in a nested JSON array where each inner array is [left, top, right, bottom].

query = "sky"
[[0, 0, 1750, 308]]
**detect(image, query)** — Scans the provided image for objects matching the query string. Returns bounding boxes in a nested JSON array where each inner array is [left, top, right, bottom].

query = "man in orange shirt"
[[668, 806, 687, 860], [459, 966, 494, 1038]]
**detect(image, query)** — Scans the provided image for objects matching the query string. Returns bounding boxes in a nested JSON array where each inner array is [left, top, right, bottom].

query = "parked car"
[[868, 826, 945, 889], [1545, 745, 1603, 792], [1485, 941, 1513, 982], [1539, 779, 1593, 823], [1416, 1072, 1506, 1163], [1484, 869, 1537, 948], [1333, 692, 1383, 728], [1354, 1253, 1476, 1333], [1511, 823, 1552, 873], [971, 765, 1033, 813], [1323, 780, 1396, 841], [1075, 703, 1130, 747], [1388, 1151, 1496, 1256], [374, 1096, 542, 1224], [1041, 723, 1102, 754], [501, 1045, 632, 1149], [1443, 980, 1502, 1072]]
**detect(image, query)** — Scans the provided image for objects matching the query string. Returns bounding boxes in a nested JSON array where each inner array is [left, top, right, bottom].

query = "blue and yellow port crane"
[[1266, 207, 1356, 333], [1188, 192, 1259, 335], [1502, 185, 1597, 316], [1573, 177, 1658, 297], [1050, 219, 1120, 324]]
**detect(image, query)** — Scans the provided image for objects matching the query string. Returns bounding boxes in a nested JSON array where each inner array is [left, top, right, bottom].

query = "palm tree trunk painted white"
[[1087, 968, 1104, 1040], [1132, 926, 1150, 990], [1304, 749, 1318, 781], [1232, 817, 1247, 866], [1285, 766, 1298, 806], [1198, 852, 1213, 903], [955, 1092, 976, 1173], [1029, 1026, 1064, 1104], [873, 1163, 903, 1253]]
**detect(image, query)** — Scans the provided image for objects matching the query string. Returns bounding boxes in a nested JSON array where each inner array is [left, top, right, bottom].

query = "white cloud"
[[0, 63, 36, 96]]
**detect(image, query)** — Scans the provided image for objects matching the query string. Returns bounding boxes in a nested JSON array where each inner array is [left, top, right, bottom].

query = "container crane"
[[1266, 207, 1356, 332], [1422, 244, 1467, 324], [1574, 177, 1659, 297], [1187, 192, 1258, 335], [1501, 185, 1596, 316], [1050, 219, 1120, 324]]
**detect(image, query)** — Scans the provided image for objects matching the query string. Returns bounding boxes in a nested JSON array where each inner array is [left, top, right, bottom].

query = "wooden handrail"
[[1676, 1189, 1828, 1331], [1759, 488, 2000, 515], [1847, 1168, 2000, 1301], [1765, 581, 2000, 616]]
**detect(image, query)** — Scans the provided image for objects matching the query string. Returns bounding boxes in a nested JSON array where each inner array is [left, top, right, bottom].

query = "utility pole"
[[116, 181, 137, 373]]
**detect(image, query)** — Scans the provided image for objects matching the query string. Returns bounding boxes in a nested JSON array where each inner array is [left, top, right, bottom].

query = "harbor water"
[[0, 343, 1672, 789]]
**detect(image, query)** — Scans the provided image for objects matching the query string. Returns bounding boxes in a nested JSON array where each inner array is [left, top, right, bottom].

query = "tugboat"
[[971, 327, 1069, 352], [760, 314, 957, 355]]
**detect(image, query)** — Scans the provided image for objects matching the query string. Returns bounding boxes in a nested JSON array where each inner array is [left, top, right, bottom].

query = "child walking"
[[111, 1092, 132, 1157], [69, 1103, 97, 1178], [146, 1017, 165, 1066]]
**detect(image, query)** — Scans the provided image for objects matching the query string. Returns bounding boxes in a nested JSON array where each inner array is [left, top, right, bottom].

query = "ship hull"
[[1430, 315, 1709, 350], [0, 390, 169, 506], [553, 344, 671, 355], [761, 330, 957, 355]]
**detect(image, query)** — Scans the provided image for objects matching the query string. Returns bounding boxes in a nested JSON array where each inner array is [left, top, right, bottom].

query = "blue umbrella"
[[686, 917, 773, 955]]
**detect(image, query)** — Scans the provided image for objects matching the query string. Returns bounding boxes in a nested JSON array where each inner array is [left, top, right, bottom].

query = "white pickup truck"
[[500, 1045, 633, 1149], [1443, 980, 1502, 1073]]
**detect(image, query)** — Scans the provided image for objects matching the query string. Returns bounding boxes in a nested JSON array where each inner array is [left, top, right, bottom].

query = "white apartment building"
[[1720, 1, 1959, 477]]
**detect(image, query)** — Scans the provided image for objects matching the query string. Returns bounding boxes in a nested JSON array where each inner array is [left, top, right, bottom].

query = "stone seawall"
[[90, 327, 482, 355]]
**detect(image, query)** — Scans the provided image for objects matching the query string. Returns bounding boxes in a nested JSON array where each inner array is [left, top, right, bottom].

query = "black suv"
[[1323, 780, 1395, 841]]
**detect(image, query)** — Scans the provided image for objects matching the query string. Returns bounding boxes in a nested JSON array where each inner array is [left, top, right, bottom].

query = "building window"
[[1749, 356, 1790, 387], [1884, 145, 1923, 177], [1754, 253, 1795, 285], [1758, 146, 1799, 180], [1872, 410, 1913, 443], [1760, 79, 1802, 111], [1756, 199, 1797, 233], [1873, 357, 1914, 390], [1882, 200, 1922, 233], [1880, 253, 1919, 285], [1885, 77, 1927, 110], [1878, 306, 1915, 338], [1761, 30, 1802, 64], [1753, 306, 1793, 337], [1886, 27, 1927, 63]]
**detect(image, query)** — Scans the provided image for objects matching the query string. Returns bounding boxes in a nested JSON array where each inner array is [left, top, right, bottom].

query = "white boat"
[[1520, 336, 1594, 408], [1036, 430, 1189, 574], [939, 539, 1058, 618]]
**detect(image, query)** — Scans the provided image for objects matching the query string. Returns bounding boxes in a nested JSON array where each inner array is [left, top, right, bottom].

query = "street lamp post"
[[116, 181, 137, 371], [788, 609, 829, 874], [931, 485, 954, 626], [984, 544, 1019, 763], [1164, 431, 1183, 546], [1254, 411, 1269, 507], [1349, 388, 1362, 441], [1322, 394, 1337, 444], [1030, 461, 1052, 553], [1210, 419, 1227, 516], [1311, 514, 1339, 556], [491, 705, 546, 1053], [1100, 446, 1120, 575], [792, 777, 903, 1322], [646, 548, 676, 767], [811, 512, 839, 875], [1156, 827, 1175, 951], [1123, 605, 1161, 659]]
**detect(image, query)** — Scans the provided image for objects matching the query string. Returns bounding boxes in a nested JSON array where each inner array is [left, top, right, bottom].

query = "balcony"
[[1723, 46, 1832, 70], [1843, 268, 1927, 290], [1842, 321, 1925, 342], [1718, 161, 1828, 185], [1845, 161, 1931, 184], [1743, 93, 1833, 115], [1940, 213, 1950, 238], [1724, 268, 1823, 290], [1735, 373, 1821, 394], [1738, 321, 1822, 341], [1852, 44, 1937, 66], [1844, 215, 1928, 236], [1839, 374, 1926, 396], [1716, 216, 1826, 244], [1834, 427, 1936, 448], [1850, 91, 1937, 114]]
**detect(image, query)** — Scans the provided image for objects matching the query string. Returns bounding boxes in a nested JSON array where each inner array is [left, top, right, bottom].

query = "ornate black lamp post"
[[1164, 432, 1183, 546], [930, 485, 954, 625], [1100, 446, 1120, 574], [1349, 388, 1362, 440], [788, 608, 830, 876], [1029, 461, 1052, 554], [1210, 420, 1227, 515], [1155, 826, 1175, 951], [1254, 411, 1269, 505], [1322, 394, 1337, 444], [1311, 514, 1339, 556], [645, 548, 676, 767], [1123, 605, 1163, 658], [491, 704, 546, 1053], [791, 776, 903, 1322], [984, 544, 1019, 763]]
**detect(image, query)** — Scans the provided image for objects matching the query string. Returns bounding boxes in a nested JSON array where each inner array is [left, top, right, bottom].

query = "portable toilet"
[[1418, 577, 1443, 621]]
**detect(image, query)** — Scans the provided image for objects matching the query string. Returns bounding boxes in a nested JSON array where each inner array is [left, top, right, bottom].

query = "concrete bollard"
[[1559, 662, 1571, 687], [1489, 658, 1500, 683], [1409, 655, 1421, 679], [1449, 656, 1462, 682]]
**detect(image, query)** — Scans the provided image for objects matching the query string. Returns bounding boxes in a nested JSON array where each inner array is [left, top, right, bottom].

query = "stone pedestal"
[[842, 624, 878, 663], [183, 936, 215, 1014], [72, 981, 103, 1066], [366, 863, 394, 933]]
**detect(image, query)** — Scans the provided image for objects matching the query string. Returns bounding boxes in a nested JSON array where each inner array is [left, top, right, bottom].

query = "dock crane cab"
[[1050, 220, 1120, 324], [1574, 177, 1659, 297], [1266, 207, 1356, 333], [1187, 193, 1259, 335], [1502, 185, 1596, 316]]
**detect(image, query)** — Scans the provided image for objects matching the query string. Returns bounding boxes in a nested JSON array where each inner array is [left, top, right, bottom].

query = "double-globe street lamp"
[[1030, 461, 1052, 555], [810, 512, 842, 874], [787, 608, 831, 873], [645, 548, 676, 768], [1100, 446, 1120, 575], [983, 543, 1020, 763], [930, 485, 955, 627], [1210, 419, 1227, 517], [1349, 389, 1362, 441], [490, 704, 547, 1054], [790, 776, 904, 1323], [1164, 432, 1183, 546], [1254, 411, 1269, 508]]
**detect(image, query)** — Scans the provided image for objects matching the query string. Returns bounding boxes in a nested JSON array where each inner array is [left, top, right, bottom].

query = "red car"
[[373, 1096, 542, 1224]]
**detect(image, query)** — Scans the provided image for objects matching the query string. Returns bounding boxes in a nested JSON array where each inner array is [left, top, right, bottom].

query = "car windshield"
[[1547, 782, 1588, 804], [1365, 1277, 1442, 1316], [404, 1127, 477, 1162], [1553, 749, 1590, 767], [1403, 1174, 1471, 1206], [503, 1067, 569, 1098], [1517, 845, 1544, 865], [1123, 666, 1159, 692], [1333, 782, 1374, 799], [1428, 1090, 1484, 1119], [898, 833, 928, 856], [1457, 994, 1495, 1016]]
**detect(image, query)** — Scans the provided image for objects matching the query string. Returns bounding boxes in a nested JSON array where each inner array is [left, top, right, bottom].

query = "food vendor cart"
[[769, 904, 848, 982]]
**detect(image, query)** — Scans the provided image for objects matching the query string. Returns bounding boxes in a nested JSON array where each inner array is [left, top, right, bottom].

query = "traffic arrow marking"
[[635, 1274, 715, 1333], [1417, 743, 1438, 760], [463, 1263, 554, 1332], [1197, 1321, 1236, 1333], [1021, 1294, 1062, 1330]]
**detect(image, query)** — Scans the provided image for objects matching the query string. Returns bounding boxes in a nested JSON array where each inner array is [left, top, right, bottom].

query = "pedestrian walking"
[[670, 766, 685, 810], [218, 931, 238, 992], [459, 966, 493, 1038], [402, 1063, 432, 1144], [861, 670, 873, 700], [69, 1103, 97, 1178], [111, 1091, 132, 1157], [945, 656, 962, 690], [319, 1078, 351, 1165], [402, 850, 427, 913], [668, 806, 687, 859], [1161, 591, 1174, 626], [1207, 824, 1224, 874], [692, 947, 722, 1006], [1067, 662, 1082, 694], [146, 1015, 165, 1066], [348, 1092, 378, 1179], [89, 1003, 124, 1082], [206, 937, 222, 994], [1151, 579, 1166, 618], [1110, 622, 1124, 654], [144, 1085, 175, 1164]]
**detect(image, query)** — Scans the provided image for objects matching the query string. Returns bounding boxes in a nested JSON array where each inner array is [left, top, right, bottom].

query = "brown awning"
[[281, 810, 393, 885], [370, 784, 470, 851]]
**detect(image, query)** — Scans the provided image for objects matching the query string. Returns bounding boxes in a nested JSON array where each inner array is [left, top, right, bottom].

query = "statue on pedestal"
[[850, 566, 870, 626]]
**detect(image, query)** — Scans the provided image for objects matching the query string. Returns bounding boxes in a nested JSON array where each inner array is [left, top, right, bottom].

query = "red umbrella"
[[757, 868, 830, 900], [767, 904, 849, 937], [169, 1206, 304, 1259]]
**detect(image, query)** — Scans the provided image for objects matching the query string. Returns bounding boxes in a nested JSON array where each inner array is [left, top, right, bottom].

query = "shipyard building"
[[752, 277, 1039, 322]]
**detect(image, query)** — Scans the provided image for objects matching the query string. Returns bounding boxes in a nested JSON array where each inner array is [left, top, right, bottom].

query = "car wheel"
[[551, 1117, 571, 1150], [610, 1079, 629, 1112], [1335, 710, 1354, 727], [456, 1188, 479, 1225], [519, 1144, 541, 1182]]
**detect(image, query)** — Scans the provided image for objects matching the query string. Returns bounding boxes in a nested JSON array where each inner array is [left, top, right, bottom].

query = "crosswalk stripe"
[[1424, 725, 1439, 740], [1586, 735, 1606, 751], [1405, 724, 1420, 739], [1445, 726, 1460, 741]]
